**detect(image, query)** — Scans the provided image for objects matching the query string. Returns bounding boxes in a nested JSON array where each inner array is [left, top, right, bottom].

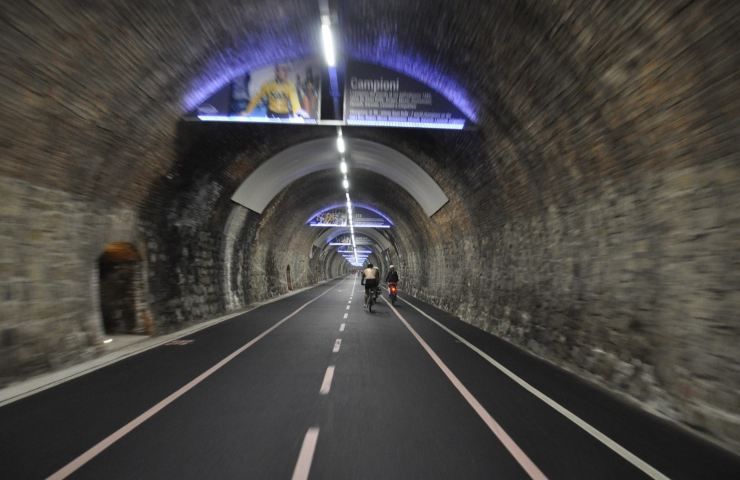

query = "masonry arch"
[[231, 138, 448, 217], [98, 242, 152, 336]]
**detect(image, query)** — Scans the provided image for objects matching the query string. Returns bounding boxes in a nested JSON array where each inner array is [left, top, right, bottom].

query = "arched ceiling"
[[4, 0, 735, 211], [231, 137, 448, 216]]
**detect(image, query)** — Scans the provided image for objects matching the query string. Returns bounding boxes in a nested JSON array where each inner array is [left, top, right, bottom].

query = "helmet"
[[389, 265, 395, 269]]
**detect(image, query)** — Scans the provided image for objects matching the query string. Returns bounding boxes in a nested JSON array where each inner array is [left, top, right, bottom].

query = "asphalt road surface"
[[1, 276, 738, 479]]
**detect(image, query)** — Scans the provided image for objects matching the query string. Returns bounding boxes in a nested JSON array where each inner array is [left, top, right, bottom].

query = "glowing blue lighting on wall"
[[346, 120, 465, 130], [198, 115, 313, 124], [349, 45, 477, 122], [306, 203, 394, 226]]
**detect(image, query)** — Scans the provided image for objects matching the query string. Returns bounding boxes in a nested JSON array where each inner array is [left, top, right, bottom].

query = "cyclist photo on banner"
[[193, 58, 321, 124]]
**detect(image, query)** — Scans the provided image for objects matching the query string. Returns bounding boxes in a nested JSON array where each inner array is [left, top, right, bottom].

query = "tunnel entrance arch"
[[230, 138, 448, 217], [98, 242, 152, 336]]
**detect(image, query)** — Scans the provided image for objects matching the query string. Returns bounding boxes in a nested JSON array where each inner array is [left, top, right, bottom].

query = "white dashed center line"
[[319, 366, 335, 395], [339, 323, 346, 332], [345, 305, 350, 310], [343, 313, 348, 319], [291, 427, 320, 480], [47, 283, 340, 480], [333, 339, 342, 353]]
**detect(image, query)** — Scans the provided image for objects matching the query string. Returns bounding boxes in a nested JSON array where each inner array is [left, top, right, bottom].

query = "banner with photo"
[[192, 59, 322, 124], [344, 60, 466, 129]]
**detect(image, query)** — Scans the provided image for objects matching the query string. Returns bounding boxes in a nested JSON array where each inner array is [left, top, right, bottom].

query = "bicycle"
[[365, 287, 380, 313], [365, 288, 376, 312]]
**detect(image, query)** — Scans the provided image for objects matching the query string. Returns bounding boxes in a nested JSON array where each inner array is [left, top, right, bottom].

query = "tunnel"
[[1, 1, 739, 478]]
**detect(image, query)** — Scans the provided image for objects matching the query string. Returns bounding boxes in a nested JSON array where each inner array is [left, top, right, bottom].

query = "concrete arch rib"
[[231, 138, 448, 216], [312, 227, 394, 254]]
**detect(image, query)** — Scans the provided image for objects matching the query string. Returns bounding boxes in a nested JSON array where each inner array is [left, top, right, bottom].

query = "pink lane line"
[[383, 298, 548, 480], [291, 427, 320, 480], [47, 284, 338, 480]]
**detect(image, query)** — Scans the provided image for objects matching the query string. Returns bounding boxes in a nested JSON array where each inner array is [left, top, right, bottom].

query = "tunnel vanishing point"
[[1, 0, 740, 465]]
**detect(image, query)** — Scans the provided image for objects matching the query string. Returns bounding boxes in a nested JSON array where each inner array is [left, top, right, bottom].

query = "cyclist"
[[386, 265, 400, 303], [361, 263, 379, 309], [385, 265, 399, 284]]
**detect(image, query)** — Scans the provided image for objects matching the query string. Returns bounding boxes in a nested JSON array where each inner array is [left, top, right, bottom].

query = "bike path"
[[3, 277, 739, 478], [392, 292, 740, 479], [69, 276, 531, 479], [0, 279, 343, 478]]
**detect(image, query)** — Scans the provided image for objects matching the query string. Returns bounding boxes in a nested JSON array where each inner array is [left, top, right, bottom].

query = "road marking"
[[47, 284, 339, 480], [346, 305, 350, 310], [339, 323, 346, 332], [397, 297, 671, 480], [165, 339, 194, 346], [343, 313, 348, 319], [319, 365, 335, 395], [291, 427, 320, 480], [347, 300, 351, 304], [383, 297, 547, 480], [333, 339, 342, 353]]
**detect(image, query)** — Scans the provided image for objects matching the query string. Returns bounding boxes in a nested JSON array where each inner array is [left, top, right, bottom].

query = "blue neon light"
[[197, 115, 317, 124], [311, 223, 390, 228], [329, 67, 340, 98], [196, 116, 463, 130], [346, 119, 464, 130], [306, 203, 394, 226], [349, 48, 477, 122]]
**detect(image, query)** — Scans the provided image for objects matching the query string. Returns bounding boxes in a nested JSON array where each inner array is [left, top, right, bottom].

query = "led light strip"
[[335, 128, 361, 267], [346, 119, 465, 130]]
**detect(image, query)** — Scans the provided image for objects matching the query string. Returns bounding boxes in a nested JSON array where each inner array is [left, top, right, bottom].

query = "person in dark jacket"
[[385, 265, 399, 284]]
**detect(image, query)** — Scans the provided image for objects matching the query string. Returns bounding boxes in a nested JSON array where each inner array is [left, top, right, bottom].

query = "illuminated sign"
[[329, 234, 373, 246], [337, 249, 372, 254], [344, 60, 467, 129], [308, 204, 392, 228], [190, 59, 322, 124]]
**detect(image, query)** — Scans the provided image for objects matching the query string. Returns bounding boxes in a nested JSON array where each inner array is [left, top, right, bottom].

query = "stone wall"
[[1, 0, 738, 455], [0, 176, 142, 386], [413, 157, 740, 449]]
